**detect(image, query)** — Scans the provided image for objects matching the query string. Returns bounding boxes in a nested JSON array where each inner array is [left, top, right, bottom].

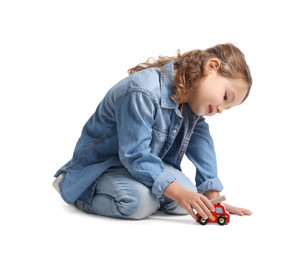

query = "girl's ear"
[[204, 58, 221, 76], [207, 58, 221, 70]]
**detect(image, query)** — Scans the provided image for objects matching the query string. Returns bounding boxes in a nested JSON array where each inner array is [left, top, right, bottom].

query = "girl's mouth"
[[208, 105, 213, 114]]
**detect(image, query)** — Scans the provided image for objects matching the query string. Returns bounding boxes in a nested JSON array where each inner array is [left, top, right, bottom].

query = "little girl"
[[53, 43, 253, 221]]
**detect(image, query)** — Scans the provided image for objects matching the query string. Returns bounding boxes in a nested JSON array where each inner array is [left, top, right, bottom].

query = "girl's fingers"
[[240, 208, 252, 215], [192, 203, 209, 220], [200, 195, 215, 212], [186, 206, 198, 220], [224, 203, 252, 216], [192, 198, 214, 220]]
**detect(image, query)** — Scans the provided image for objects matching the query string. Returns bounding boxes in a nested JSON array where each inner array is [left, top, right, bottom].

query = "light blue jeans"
[[76, 163, 197, 219]]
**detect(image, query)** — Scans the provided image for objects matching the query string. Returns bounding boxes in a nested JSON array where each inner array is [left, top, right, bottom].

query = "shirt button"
[[172, 129, 177, 134]]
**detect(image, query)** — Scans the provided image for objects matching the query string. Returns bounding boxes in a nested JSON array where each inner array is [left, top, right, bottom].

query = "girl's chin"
[[194, 110, 206, 116], [189, 105, 206, 116]]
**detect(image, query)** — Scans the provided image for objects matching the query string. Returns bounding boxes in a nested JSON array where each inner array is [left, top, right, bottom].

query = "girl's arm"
[[115, 91, 175, 199], [185, 117, 223, 194], [186, 119, 252, 216]]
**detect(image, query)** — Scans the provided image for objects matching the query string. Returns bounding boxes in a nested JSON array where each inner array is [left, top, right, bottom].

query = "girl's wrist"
[[204, 190, 220, 200]]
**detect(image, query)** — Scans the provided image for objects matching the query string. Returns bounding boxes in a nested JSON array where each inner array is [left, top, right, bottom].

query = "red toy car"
[[196, 203, 230, 226]]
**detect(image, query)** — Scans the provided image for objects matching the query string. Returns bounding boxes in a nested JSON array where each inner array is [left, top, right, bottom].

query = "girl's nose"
[[217, 105, 224, 113]]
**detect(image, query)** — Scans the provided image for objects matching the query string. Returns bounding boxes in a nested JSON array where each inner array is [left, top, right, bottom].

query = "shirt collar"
[[160, 61, 178, 109]]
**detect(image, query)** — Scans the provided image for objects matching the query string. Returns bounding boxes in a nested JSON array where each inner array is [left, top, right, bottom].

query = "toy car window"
[[215, 207, 223, 214]]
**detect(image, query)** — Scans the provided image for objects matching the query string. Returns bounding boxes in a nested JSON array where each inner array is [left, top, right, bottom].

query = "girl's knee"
[[86, 184, 160, 220], [91, 168, 160, 219], [121, 187, 159, 219]]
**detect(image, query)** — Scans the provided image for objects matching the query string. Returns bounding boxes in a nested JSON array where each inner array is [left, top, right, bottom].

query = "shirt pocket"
[[150, 125, 169, 157]]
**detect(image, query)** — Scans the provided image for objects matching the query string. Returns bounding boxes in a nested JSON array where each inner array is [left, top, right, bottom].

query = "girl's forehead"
[[230, 78, 248, 90], [231, 79, 249, 103]]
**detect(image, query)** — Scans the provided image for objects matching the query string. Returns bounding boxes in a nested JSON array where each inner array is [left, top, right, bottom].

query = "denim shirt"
[[55, 62, 223, 205]]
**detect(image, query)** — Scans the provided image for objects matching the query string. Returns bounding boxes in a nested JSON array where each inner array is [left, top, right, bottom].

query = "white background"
[[1, 0, 305, 259]]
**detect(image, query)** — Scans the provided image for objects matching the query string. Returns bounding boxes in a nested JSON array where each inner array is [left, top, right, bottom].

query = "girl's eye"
[[224, 92, 228, 101]]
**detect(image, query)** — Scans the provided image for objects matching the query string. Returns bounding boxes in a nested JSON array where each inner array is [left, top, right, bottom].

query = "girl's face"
[[185, 70, 248, 116]]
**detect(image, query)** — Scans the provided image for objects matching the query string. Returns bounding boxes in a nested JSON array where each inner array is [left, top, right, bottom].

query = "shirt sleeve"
[[185, 117, 223, 194], [114, 90, 176, 199]]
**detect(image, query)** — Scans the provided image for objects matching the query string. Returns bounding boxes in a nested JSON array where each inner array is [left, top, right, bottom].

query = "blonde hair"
[[128, 43, 252, 102]]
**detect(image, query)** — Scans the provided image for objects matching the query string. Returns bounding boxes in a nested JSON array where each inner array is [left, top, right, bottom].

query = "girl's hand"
[[176, 189, 216, 220], [223, 203, 252, 216], [204, 191, 252, 216], [163, 182, 215, 220]]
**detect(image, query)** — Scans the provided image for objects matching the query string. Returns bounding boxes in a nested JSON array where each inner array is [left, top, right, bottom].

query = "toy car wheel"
[[198, 217, 208, 225], [217, 216, 227, 226]]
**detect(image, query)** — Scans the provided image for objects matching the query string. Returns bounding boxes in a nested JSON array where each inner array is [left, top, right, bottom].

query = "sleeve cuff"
[[151, 172, 176, 199], [197, 177, 223, 194]]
